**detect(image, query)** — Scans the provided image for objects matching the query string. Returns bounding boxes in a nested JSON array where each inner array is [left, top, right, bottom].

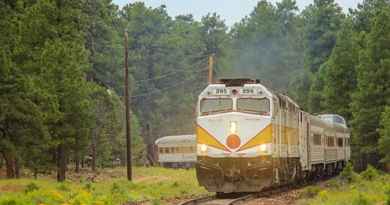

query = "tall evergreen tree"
[[351, 4, 390, 169], [322, 18, 358, 121], [379, 107, 390, 165], [229, 0, 303, 90], [302, 0, 344, 112]]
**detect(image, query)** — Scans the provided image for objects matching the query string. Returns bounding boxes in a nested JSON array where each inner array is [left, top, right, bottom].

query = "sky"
[[113, 0, 363, 26]]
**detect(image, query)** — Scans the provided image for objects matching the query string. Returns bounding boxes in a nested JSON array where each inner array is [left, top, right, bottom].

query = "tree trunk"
[[91, 142, 96, 172], [57, 143, 66, 182], [75, 154, 80, 173], [91, 128, 98, 172], [3, 152, 15, 178], [34, 168, 38, 179], [14, 157, 20, 178]]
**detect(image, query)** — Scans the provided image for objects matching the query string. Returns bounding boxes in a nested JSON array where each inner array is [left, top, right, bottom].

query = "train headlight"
[[200, 144, 208, 152], [230, 121, 237, 134], [259, 144, 267, 152]]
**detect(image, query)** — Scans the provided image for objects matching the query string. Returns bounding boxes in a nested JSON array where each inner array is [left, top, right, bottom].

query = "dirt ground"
[[246, 188, 304, 205], [169, 187, 305, 205]]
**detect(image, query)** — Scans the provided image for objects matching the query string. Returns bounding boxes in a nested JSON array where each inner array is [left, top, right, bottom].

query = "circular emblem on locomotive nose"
[[226, 134, 241, 149]]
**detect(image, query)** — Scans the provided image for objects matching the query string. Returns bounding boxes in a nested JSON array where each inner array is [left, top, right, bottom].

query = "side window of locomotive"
[[200, 98, 233, 115], [313, 134, 322, 145], [237, 98, 270, 115]]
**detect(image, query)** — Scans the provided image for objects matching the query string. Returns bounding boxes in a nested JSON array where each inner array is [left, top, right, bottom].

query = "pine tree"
[[379, 107, 390, 165], [351, 4, 390, 169], [322, 18, 358, 121], [302, 0, 344, 112]]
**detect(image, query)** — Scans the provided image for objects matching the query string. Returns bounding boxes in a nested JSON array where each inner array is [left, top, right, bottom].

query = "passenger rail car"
[[155, 135, 196, 168], [195, 79, 350, 193]]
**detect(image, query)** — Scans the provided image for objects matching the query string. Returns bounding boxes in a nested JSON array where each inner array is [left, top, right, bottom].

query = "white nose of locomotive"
[[196, 113, 272, 157], [196, 82, 273, 157]]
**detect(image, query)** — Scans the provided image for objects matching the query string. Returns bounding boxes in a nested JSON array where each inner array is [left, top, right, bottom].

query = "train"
[[155, 135, 196, 168], [195, 79, 350, 193]]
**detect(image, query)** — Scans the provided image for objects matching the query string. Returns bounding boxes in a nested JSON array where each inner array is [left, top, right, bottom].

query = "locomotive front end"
[[195, 79, 274, 193]]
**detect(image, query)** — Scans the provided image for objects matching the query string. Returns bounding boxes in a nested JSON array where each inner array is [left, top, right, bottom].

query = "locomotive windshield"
[[237, 98, 270, 115], [200, 98, 232, 115]]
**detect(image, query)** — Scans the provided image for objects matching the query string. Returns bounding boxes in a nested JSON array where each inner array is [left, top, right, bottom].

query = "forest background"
[[0, 0, 389, 181]]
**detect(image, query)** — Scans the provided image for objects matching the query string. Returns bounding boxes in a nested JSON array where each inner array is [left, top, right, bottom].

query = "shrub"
[[84, 182, 94, 191], [301, 186, 322, 198], [353, 193, 371, 205], [1, 199, 17, 205], [57, 183, 70, 192], [340, 162, 359, 183], [361, 165, 379, 180], [386, 185, 390, 205], [25, 182, 39, 193], [152, 199, 161, 205], [171, 181, 179, 187], [111, 182, 123, 194]]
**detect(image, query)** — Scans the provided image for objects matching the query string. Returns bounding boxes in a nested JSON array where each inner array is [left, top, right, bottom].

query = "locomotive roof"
[[155, 134, 196, 145], [216, 78, 260, 86]]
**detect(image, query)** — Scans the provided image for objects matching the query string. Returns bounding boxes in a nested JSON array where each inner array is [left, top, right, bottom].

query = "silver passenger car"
[[155, 135, 196, 168]]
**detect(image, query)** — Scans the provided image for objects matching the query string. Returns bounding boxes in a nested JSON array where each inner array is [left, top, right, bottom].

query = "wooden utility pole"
[[208, 54, 214, 84], [124, 30, 132, 181]]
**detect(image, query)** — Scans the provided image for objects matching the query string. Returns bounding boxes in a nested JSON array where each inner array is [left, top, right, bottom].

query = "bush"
[[1, 200, 17, 205], [301, 186, 322, 198], [361, 165, 379, 180], [353, 194, 371, 205], [340, 162, 359, 183], [25, 182, 39, 193], [152, 199, 161, 205], [386, 185, 390, 205], [57, 183, 70, 192], [171, 181, 179, 187], [84, 182, 94, 191]]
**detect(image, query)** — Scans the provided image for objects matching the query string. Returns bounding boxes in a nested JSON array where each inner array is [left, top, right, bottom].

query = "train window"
[[200, 98, 232, 115], [327, 137, 335, 147], [237, 98, 270, 115], [313, 134, 322, 145], [337, 138, 343, 147]]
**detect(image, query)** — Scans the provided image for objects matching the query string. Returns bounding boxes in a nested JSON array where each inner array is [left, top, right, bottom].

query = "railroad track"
[[179, 194, 254, 205], [178, 183, 304, 205]]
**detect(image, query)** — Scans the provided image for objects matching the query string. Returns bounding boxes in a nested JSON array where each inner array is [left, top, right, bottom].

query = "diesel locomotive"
[[195, 79, 350, 193]]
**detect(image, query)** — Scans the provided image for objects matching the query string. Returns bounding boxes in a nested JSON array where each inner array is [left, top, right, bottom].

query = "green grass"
[[298, 172, 390, 205], [0, 167, 208, 205]]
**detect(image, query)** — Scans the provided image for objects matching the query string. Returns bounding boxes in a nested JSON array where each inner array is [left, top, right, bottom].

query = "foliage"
[[379, 107, 390, 164], [300, 186, 322, 198], [322, 18, 358, 121], [24, 182, 39, 194], [361, 165, 379, 180], [351, 3, 390, 168], [1, 0, 390, 181], [299, 173, 390, 205], [0, 167, 207, 205], [229, 0, 304, 90], [340, 162, 359, 183], [302, 0, 344, 112]]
